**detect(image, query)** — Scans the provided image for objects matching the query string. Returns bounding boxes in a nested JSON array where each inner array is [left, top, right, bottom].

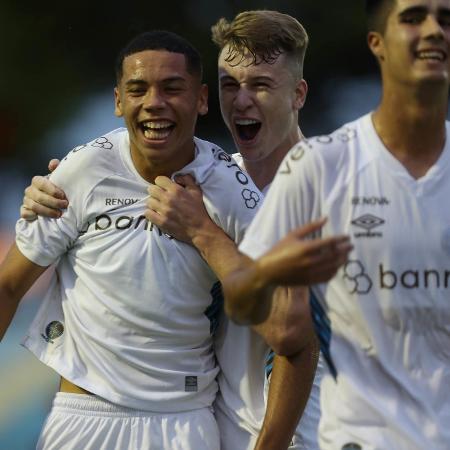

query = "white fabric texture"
[[213, 153, 321, 450], [17, 129, 261, 413], [239, 115, 450, 450], [36, 392, 219, 450]]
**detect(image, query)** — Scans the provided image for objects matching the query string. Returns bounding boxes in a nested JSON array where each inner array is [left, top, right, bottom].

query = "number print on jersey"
[[241, 188, 260, 209]]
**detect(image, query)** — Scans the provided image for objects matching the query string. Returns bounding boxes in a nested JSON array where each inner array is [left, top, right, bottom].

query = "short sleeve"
[[15, 144, 103, 266]]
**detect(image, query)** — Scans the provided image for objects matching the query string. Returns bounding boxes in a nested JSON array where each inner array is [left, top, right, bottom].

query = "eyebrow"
[[219, 74, 275, 83], [398, 5, 450, 17], [125, 76, 187, 86]]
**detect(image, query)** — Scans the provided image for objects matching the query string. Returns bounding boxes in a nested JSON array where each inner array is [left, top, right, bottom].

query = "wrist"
[[191, 219, 222, 254]]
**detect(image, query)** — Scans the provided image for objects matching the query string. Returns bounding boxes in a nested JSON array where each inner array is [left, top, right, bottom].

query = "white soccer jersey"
[[17, 128, 262, 413], [213, 153, 321, 450], [239, 114, 450, 450]]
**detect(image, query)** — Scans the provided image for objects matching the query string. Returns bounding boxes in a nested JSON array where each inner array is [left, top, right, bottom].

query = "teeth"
[[144, 128, 171, 140], [235, 119, 260, 126], [142, 120, 173, 130], [417, 51, 445, 61]]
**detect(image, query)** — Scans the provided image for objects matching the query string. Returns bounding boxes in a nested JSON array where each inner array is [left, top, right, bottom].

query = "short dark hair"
[[211, 10, 308, 80], [365, 0, 395, 33], [115, 30, 203, 83]]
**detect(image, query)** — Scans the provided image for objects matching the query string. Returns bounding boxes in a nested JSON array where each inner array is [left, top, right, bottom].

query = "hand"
[[20, 159, 68, 221], [145, 174, 213, 243], [258, 218, 353, 286]]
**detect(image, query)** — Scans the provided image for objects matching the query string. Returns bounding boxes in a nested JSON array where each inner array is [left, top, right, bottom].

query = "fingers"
[[291, 217, 327, 239], [143, 205, 160, 224], [297, 237, 353, 283], [147, 184, 164, 201], [154, 176, 175, 189], [25, 183, 68, 210], [20, 205, 37, 221], [31, 176, 67, 201], [48, 159, 61, 173], [21, 196, 62, 219], [174, 174, 197, 188]]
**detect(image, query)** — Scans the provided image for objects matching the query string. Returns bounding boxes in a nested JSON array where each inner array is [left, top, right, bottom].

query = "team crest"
[[41, 321, 64, 343]]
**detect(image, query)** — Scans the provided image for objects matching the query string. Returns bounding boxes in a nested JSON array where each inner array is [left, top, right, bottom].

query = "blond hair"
[[211, 10, 308, 79]]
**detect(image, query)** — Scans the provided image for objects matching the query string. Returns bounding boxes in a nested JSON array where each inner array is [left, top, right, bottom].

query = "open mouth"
[[415, 50, 446, 62], [235, 119, 262, 142], [140, 120, 175, 140]]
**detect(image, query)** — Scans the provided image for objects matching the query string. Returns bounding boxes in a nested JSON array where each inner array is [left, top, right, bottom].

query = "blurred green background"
[[0, 1, 448, 448]]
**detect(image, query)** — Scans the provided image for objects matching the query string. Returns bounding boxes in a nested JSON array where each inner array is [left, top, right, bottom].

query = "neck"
[[372, 80, 448, 178], [243, 126, 303, 191], [130, 141, 196, 184]]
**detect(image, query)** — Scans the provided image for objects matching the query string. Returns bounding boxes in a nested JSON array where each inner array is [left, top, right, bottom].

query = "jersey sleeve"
[[239, 140, 322, 259], [15, 144, 102, 266]]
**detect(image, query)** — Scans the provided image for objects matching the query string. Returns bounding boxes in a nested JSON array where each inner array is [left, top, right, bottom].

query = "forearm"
[[0, 243, 47, 341], [254, 337, 320, 450], [191, 220, 246, 281], [0, 286, 22, 341], [222, 259, 275, 326]]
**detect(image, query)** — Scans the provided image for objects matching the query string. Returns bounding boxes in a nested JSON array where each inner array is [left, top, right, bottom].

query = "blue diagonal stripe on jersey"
[[204, 281, 224, 335], [309, 289, 337, 379], [265, 349, 275, 379]]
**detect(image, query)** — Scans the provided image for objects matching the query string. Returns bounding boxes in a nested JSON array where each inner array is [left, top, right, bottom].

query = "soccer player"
[[0, 30, 264, 450], [145, 12, 343, 450], [19, 12, 352, 450], [223, 1, 450, 449]]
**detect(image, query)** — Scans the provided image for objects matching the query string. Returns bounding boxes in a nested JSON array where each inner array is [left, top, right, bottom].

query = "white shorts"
[[215, 406, 255, 450], [215, 405, 310, 450], [36, 393, 220, 450]]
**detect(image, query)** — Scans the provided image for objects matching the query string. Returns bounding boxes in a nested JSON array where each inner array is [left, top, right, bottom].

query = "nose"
[[233, 87, 254, 111], [143, 87, 165, 111], [422, 14, 445, 40]]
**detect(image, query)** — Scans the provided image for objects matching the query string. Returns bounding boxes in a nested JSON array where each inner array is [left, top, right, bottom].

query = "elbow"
[[266, 325, 305, 356], [223, 286, 258, 326]]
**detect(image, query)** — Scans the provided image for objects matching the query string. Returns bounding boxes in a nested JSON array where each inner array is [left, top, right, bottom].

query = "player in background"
[[223, 1, 450, 449], [19, 11, 353, 450]]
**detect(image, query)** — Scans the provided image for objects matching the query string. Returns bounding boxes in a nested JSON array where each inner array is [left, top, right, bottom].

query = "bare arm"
[[255, 347, 319, 450], [20, 159, 67, 220], [0, 244, 48, 340], [145, 175, 245, 281], [253, 287, 319, 450], [146, 176, 351, 295], [223, 224, 352, 325], [147, 177, 332, 447]]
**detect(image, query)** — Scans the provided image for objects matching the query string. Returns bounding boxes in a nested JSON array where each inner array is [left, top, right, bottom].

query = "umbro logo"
[[351, 214, 384, 238]]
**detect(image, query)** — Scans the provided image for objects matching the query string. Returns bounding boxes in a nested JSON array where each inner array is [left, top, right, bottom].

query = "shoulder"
[[194, 139, 261, 237], [193, 137, 255, 190], [278, 115, 372, 183], [49, 128, 128, 192]]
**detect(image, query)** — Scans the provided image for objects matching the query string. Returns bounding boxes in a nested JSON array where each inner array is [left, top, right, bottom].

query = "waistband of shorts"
[[52, 392, 194, 418]]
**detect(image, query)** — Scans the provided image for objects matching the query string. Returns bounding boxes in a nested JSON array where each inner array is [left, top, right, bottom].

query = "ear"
[[197, 83, 209, 116], [114, 86, 123, 117], [368, 31, 385, 61], [293, 79, 308, 111]]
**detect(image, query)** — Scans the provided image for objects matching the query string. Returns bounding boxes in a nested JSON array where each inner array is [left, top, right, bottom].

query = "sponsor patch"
[[342, 444, 362, 450], [185, 376, 198, 392]]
